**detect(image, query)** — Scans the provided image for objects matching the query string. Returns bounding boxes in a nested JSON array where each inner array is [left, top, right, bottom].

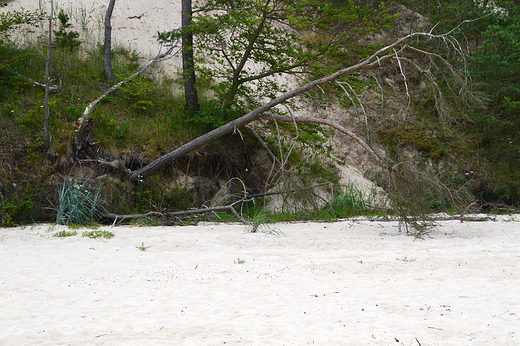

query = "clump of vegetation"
[[53, 230, 77, 237], [245, 209, 283, 235], [82, 230, 114, 239], [54, 180, 104, 225], [0, 183, 34, 227], [333, 182, 378, 218], [54, 9, 80, 50]]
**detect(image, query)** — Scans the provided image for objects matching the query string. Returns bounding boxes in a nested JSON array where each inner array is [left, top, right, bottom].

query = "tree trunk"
[[43, 0, 53, 150], [104, 0, 116, 81], [221, 13, 268, 113], [182, 0, 200, 114]]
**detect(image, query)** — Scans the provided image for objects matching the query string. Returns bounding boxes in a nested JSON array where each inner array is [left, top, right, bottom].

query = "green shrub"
[[54, 10, 81, 50], [0, 183, 34, 227]]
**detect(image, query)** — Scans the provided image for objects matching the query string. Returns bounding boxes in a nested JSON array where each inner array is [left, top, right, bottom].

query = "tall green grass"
[[333, 181, 378, 218], [55, 180, 104, 225]]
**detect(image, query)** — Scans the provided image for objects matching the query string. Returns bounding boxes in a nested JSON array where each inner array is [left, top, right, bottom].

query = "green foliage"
[[82, 230, 115, 239], [379, 122, 447, 160], [118, 75, 158, 113], [333, 182, 376, 217], [55, 180, 105, 225], [54, 9, 81, 50], [53, 230, 77, 237], [0, 183, 34, 227], [1, 9, 42, 100], [0, 9, 42, 41], [159, 0, 395, 119], [136, 242, 150, 251], [464, 1, 520, 204]]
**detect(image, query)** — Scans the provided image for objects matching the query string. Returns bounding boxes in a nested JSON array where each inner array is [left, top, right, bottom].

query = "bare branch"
[[82, 41, 180, 118], [244, 125, 281, 166], [6, 69, 58, 91], [102, 204, 248, 224], [335, 80, 370, 142], [393, 48, 411, 113], [260, 114, 386, 167]]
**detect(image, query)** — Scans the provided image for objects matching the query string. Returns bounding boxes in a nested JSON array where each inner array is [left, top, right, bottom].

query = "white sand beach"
[[1, 218, 519, 345]]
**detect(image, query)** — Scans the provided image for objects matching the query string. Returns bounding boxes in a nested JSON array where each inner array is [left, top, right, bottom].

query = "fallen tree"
[[129, 21, 476, 182]]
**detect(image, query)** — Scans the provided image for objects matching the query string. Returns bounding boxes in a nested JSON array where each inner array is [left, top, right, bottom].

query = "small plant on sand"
[[234, 257, 246, 264], [136, 242, 150, 251], [53, 230, 77, 237], [82, 230, 114, 239], [245, 210, 283, 235], [396, 257, 416, 262]]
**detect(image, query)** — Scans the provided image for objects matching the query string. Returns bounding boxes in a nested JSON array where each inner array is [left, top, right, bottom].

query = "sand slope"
[[1, 218, 519, 345]]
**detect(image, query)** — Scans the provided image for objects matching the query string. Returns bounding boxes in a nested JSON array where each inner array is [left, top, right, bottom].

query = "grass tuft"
[[55, 180, 105, 225]]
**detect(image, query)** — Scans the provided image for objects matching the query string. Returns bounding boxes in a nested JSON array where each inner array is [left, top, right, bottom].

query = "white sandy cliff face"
[[5, 0, 184, 64]]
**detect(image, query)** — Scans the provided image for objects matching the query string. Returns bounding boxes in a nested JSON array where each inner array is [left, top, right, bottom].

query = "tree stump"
[[73, 117, 95, 159]]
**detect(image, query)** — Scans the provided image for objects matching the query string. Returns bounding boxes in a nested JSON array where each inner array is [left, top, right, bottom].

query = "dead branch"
[[82, 40, 180, 118], [244, 124, 281, 166], [366, 215, 496, 223], [102, 204, 248, 224], [6, 69, 58, 92], [260, 114, 386, 167]]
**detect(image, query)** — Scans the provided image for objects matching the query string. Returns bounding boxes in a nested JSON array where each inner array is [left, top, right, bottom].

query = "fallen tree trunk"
[[129, 24, 474, 182], [129, 38, 404, 181]]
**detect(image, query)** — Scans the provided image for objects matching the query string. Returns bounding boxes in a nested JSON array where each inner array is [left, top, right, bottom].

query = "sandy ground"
[[1, 217, 519, 345]]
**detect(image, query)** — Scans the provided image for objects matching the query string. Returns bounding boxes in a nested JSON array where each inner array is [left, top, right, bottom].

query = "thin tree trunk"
[[104, 0, 116, 81], [182, 0, 200, 114], [43, 0, 53, 150], [221, 10, 268, 112]]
